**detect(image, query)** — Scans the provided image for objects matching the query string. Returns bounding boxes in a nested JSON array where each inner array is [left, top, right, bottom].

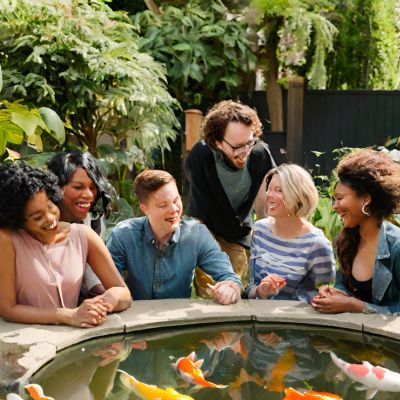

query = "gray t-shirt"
[[212, 149, 252, 212]]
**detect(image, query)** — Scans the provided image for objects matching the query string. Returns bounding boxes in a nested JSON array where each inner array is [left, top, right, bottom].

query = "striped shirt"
[[246, 218, 335, 300]]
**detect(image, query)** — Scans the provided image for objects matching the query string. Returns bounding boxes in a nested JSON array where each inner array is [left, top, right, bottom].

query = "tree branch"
[[144, 0, 162, 15]]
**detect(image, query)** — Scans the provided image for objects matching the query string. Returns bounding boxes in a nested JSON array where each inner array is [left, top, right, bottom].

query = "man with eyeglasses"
[[185, 100, 275, 294]]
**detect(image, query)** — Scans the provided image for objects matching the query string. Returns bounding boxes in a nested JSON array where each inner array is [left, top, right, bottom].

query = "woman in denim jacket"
[[312, 148, 400, 314]]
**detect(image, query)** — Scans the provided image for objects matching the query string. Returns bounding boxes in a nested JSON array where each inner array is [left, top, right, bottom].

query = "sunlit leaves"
[[0, 0, 179, 157]]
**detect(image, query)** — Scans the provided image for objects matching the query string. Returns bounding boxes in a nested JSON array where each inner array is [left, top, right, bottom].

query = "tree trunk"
[[264, 46, 283, 132], [144, 0, 162, 15]]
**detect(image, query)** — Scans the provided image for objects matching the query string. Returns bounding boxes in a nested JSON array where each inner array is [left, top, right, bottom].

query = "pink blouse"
[[12, 224, 88, 309]]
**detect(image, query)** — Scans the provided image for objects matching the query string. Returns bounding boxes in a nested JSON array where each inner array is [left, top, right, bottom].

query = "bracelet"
[[362, 302, 377, 314]]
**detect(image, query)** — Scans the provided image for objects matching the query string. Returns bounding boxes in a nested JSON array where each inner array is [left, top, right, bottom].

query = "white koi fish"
[[330, 352, 400, 399]]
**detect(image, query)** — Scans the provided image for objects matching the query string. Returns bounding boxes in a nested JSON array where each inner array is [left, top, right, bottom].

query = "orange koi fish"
[[172, 351, 227, 389], [265, 348, 296, 392], [119, 370, 194, 400], [24, 384, 54, 400], [284, 387, 343, 399]]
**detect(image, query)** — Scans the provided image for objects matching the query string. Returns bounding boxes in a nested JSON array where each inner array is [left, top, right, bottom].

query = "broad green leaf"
[[172, 43, 193, 52], [11, 110, 41, 136], [39, 107, 65, 144], [4, 123, 24, 144]]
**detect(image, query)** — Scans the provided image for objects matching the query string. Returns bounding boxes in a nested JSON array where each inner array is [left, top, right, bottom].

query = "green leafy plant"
[[134, 0, 257, 108], [0, 0, 179, 158], [327, 0, 400, 90], [0, 64, 65, 160]]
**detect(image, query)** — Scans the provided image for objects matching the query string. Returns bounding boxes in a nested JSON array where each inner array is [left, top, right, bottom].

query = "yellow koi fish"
[[24, 384, 54, 400], [266, 348, 296, 392], [284, 387, 343, 399], [119, 369, 194, 400], [172, 351, 227, 389]]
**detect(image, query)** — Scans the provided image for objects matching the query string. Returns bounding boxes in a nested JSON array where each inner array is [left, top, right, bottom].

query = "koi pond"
[[29, 323, 400, 400]]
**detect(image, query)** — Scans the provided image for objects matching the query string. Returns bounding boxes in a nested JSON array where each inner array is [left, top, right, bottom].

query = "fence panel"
[[303, 90, 400, 174]]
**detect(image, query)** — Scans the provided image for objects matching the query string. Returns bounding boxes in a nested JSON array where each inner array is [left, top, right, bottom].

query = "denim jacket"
[[106, 216, 241, 300], [335, 221, 400, 314]]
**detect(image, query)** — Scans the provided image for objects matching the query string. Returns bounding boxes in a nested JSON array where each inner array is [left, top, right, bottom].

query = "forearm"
[[1, 304, 72, 325], [102, 287, 131, 312]]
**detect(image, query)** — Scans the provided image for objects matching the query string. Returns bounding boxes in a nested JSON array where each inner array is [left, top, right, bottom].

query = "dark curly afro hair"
[[337, 148, 400, 218], [0, 163, 63, 230]]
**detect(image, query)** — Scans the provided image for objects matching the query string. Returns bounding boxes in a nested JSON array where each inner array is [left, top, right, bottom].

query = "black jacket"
[[184, 140, 275, 247]]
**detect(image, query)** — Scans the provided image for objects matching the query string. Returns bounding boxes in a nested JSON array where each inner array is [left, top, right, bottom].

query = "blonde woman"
[[246, 164, 335, 301]]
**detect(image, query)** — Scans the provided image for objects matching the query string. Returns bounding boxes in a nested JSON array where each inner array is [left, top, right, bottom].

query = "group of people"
[[0, 100, 399, 329]]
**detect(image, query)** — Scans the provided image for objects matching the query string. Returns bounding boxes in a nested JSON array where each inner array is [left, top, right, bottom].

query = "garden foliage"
[[134, 0, 257, 107], [0, 0, 179, 158], [0, 64, 64, 160]]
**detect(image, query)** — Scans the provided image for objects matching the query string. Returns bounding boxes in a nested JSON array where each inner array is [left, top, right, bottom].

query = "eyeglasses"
[[222, 138, 259, 156]]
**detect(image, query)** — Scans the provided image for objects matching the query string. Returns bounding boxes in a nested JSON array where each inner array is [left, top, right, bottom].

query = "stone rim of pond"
[[0, 299, 399, 394]]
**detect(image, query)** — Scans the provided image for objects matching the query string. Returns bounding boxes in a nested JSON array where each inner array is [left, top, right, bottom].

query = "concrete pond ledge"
[[1, 299, 400, 394]]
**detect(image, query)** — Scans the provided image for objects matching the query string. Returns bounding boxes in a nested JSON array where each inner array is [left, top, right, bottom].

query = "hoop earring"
[[361, 203, 370, 216]]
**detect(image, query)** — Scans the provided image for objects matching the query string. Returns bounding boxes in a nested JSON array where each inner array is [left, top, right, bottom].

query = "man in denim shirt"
[[106, 170, 241, 304]]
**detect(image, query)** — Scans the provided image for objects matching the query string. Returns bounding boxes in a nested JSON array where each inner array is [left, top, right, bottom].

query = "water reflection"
[[33, 324, 400, 400]]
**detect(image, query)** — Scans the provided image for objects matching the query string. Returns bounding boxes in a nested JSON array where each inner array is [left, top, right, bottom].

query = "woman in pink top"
[[0, 163, 131, 328]]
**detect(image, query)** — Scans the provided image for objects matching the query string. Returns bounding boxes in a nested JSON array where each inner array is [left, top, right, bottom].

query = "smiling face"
[[140, 181, 183, 239], [59, 167, 98, 222], [24, 191, 60, 244], [333, 182, 370, 228], [215, 122, 254, 169], [265, 174, 290, 217]]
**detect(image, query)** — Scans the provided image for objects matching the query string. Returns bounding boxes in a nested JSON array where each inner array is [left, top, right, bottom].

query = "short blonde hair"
[[266, 164, 318, 218]]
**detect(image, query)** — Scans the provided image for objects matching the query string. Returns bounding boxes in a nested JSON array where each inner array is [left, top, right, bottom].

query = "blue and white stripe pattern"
[[246, 218, 336, 300]]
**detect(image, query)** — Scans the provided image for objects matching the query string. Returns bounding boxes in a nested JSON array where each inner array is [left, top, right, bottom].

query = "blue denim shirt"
[[335, 221, 400, 314], [106, 216, 241, 300]]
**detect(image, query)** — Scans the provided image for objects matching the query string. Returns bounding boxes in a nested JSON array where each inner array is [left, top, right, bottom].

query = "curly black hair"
[[47, 151, 114, 219], [0, 163, 63, 230]]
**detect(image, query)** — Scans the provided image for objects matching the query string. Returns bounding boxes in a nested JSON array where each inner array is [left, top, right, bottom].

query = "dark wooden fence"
[[302, 90, 400, 174]]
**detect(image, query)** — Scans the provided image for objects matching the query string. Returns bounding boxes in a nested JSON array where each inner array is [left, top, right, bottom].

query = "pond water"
[[32, 323, 400, 400]]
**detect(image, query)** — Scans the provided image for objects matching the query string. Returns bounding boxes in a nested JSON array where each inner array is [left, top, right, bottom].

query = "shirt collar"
[[376, 221, 390, 259], [143, 217, 181, 246]]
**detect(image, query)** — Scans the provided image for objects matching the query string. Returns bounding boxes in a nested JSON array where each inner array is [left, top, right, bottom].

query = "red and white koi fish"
[[330, 352, 400, 399], [119, 369, 194, 400], [171, 351, 227, 389], [284, 387, 343, 399], [24, 384, 54, 400], [6, 394, 24, 400]]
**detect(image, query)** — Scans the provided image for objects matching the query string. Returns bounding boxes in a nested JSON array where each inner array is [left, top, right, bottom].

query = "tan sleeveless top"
[[12, 224, 88, 309]]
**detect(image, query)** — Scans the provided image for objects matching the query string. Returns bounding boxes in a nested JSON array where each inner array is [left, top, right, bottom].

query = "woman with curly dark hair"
[[47, 151, 115, 297], [0, 163, 131, 327], [311, 148, 400, 314]]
